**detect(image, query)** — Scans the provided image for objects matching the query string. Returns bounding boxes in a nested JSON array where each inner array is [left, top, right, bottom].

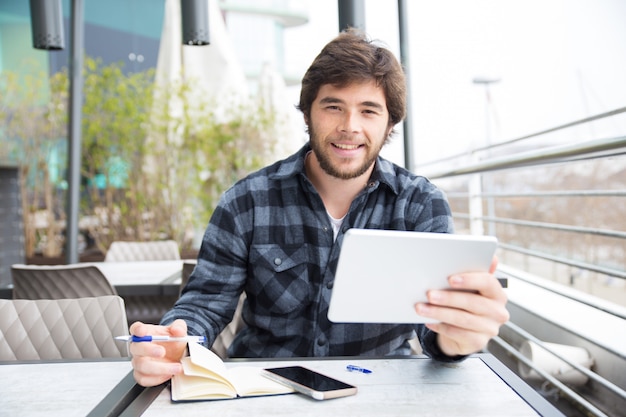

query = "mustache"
[[328, 133, 365, 143]]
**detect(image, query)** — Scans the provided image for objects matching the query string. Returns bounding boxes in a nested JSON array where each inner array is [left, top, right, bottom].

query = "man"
[[130, 29, 509, 387]]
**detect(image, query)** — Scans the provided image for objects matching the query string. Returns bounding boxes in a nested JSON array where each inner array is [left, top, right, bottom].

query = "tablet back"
[[327, 229, 497, 324]]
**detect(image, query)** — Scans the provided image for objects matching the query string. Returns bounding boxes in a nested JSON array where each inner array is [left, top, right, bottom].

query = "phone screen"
[[265, 366, 353, 391], [263, 366, 357, 400]]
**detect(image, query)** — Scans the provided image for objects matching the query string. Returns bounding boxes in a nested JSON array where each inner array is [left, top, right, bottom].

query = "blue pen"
[[346, 364, 372, 374], [115, 335, 206, 343]]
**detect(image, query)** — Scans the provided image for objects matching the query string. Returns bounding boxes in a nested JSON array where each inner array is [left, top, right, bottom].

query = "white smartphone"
[[263, 366, 357, 400]]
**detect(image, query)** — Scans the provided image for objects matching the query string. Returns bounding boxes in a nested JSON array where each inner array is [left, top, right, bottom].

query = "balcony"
[[421, 107, 626, 417]]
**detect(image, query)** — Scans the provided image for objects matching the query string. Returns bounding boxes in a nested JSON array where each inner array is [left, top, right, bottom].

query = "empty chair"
[[177, 261, 245, 359], [104, 240, 181, 262], [0, 295, 129, 360], [180, 261, 196, 296], [11, 264, 117, 299], [211, 293, 247, 359]]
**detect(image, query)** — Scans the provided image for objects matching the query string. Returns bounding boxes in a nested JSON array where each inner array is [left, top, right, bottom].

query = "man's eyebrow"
[[361, 101, 385, 111], [319, 96, 385, 110], [319, 96, 344, 105]]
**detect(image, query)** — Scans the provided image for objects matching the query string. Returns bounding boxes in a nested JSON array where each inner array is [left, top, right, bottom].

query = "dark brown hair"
[[298, 29, 407, 131]]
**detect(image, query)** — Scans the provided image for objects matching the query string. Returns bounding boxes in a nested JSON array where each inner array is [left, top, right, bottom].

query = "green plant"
[[1, 58, 281, 258], [145, 73, 280, 250]]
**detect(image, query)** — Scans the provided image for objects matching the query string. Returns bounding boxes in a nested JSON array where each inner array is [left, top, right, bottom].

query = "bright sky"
[[282, 0, 626, 169]]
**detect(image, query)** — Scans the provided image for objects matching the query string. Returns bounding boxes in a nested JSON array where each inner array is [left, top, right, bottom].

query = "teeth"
[[334, 143, 360, 150]]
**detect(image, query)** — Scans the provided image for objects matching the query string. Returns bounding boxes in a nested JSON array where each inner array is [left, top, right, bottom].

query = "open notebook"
[[171, 342, 294, 401]]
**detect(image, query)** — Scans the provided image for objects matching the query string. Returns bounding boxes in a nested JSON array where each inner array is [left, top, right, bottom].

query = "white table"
[[85, 260, 185, 286], [0, 360, 133, 417], [0, 355, 564, 417], [139, 355, 563, 417], [82, 260, 192, 324]]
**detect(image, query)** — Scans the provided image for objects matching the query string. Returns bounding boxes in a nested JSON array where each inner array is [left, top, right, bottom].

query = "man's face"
[[307, 81, 392, 180]]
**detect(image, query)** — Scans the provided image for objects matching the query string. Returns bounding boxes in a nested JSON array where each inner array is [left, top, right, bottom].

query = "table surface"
[[153, 355, 561, 416], [140, 355, 560, 417], [82, 260, 185, 286], [0, 355, 564, 417], [0, 359, 133, 417]]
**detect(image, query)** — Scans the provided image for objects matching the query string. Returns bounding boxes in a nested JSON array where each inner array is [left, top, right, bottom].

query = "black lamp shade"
[[181, 0, 210, 46], [29, 0, 65, 50]]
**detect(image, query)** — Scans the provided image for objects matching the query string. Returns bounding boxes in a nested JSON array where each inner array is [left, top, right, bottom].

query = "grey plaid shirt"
[[162, 143, 460, 361]]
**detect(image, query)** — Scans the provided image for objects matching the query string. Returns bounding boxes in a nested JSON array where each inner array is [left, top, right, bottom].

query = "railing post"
[[468, 167, 484, 235]]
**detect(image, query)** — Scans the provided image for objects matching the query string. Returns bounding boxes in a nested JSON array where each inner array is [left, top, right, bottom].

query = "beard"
[[308, 126, 385, 180]]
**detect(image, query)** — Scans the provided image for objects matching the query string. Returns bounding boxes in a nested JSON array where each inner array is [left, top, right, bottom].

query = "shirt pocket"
[[248, 244, 311, 314]]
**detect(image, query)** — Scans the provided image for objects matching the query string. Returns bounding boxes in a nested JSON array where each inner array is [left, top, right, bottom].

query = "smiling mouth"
[[332, 143, 363, 150]]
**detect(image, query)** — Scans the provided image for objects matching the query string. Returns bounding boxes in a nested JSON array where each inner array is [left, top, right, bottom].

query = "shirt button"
[[317, 336, 327, 346], [273, 257, 282, 266], [326, 281, 333, 290], [368, 181, 376, 188]]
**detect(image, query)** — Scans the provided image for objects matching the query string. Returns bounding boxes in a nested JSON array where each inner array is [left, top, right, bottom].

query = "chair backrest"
[[180, 261, 196, 296], [0, 295, 130, 360], [177, 260, 245, 358], [211, 293, 247, 359], [11, 264, 117, 299], [104, 240, 181, 262]]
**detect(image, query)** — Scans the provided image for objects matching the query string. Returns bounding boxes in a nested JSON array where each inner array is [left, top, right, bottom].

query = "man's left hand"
[[415, 256, 510, 356]]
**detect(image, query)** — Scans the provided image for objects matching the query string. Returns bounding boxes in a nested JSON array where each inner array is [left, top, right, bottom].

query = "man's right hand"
[[128, 319, 188, 387]]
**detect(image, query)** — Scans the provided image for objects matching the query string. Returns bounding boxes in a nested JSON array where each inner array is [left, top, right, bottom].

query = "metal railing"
[[421, 106, 626, 291], [418, 106, 626, 417], [490, 330, 616, 417]]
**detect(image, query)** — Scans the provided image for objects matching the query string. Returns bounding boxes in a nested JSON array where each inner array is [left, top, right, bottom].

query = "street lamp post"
[[338, 0, 365, 31], [65, 0, 85, 264], [29, 0, 83, 264]]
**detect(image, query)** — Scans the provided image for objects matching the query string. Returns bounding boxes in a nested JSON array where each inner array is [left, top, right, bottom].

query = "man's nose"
[[339, 111, 362, 133]]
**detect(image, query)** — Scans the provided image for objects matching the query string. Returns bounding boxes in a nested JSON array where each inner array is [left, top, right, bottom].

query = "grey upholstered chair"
[[178, 260, 246, 359], [11, 264, 117, 299], [0, 295, 129, 360], [104, 240, 181, 262], [180, 261, 196, 296], [210, 293, 247, 359]]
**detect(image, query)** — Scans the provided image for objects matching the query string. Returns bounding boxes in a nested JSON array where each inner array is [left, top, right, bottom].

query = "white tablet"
[[327, 229, 498, 324]]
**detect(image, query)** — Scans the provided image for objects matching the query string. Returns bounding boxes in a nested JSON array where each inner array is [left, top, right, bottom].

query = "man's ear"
[[303, 114, 311, 133]]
